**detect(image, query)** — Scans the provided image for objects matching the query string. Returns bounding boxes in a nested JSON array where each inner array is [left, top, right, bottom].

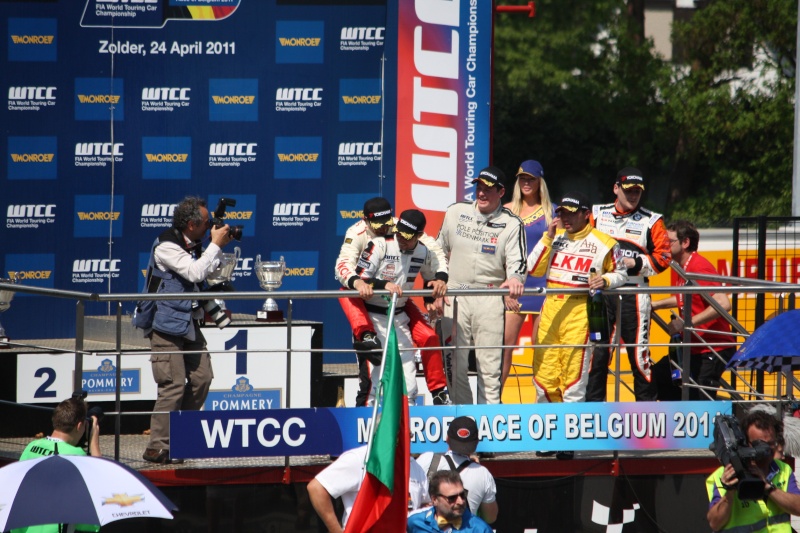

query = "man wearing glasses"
[[407, 470, 493, 532], [133, 196, 235, 464]]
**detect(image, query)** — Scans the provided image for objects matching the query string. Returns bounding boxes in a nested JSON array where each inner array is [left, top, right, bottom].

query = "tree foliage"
[[492, 0, 796, 225]]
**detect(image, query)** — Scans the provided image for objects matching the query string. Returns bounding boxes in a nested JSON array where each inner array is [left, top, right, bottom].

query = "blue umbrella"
[[0, 455, 177, 532], [727, 310, 800, 372]]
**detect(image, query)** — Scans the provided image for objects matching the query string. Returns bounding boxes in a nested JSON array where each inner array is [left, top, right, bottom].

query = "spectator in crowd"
[[651, 220, 735, 400], [352, 209, 448, 405], [307, 445, 429, 533], [587, 167, 671, 402], [407, 470, 493, 533], [335, 197, 451, 406], [436, 166, 527, 404], [133, 196, 235, 464], [501, 160, 556, 392], [707, 410, 800, 531], [526, 192, 626, 458], [416, 416, 498, 524]]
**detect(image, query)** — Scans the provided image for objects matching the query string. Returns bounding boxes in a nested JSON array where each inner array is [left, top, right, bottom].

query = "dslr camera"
[[210, 197, 243, 241], [71, 390, 104, 449], [710, 414, 773, 500]]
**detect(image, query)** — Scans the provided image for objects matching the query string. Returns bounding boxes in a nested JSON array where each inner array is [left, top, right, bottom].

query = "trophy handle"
[[233, 246, 242, 262], [255, 254, 262, 268]]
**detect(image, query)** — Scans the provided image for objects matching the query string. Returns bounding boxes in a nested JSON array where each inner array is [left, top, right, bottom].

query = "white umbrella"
[[0, 454, 176, 532]]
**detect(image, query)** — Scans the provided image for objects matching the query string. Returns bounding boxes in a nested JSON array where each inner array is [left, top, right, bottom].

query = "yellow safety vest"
[[706, 461, 794, 532]]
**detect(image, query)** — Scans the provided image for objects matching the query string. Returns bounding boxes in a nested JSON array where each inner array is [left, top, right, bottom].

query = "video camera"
[[210, 197, 243, 241], [710, 414, 773, 500]]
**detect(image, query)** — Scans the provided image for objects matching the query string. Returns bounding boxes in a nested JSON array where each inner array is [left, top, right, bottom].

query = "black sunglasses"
[[437, 490, 468, 504]]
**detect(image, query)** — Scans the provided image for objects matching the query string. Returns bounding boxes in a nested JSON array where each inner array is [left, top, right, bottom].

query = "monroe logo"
[[211, 95, 255, 104], [276, 88, 323, 101], [277, 153, 319, 162], [285, 267, 315, 276], [77, 94, 120, 104], [7, 205, 56, 218], [142, 88, 190, 101], [209, 143, 257, 157], [11, 35, 54, 45], [340, 210, 363, 219], [77, 211, 121, 221], [9, 270, 52, 280], [73, 259, 121, 273], [10, 153, 54, 163], [144, 153, 188, 163], [221, 211, 253, 220], [8, 87, 56, 100], [340, 27, 384, 41], [75, 143, 123, 156], [278, 37, 321, 47], [342, 95, 381, 104]]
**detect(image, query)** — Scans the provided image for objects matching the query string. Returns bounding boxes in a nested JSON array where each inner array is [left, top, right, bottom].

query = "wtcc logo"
[[209, 143, 257, 168], [276, 21, 324, 64], [337, 141, 381, 167], [8, 18, 57, 62], [340, 26, 384, 51], [272, 203, 320, 228], [275, 87, 323, 113], [75, 142, 123, 168], [75, 78, 124, 121], [6, 204, 56, 229], [209, 79, 258, 122], [141, 87, 191, 112], [72, 258, 121, 284], [7, 86, 56, 111], [140, 203, 176, 228]]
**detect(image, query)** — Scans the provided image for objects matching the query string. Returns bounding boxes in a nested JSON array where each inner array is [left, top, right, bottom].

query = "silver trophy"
[[255, 254, 285, 321], [203, 246, 241, 328], [0, 273, 18, 348]]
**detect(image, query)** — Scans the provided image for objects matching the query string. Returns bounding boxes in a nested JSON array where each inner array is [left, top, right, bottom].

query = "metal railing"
[[1, 279, 798, 458]]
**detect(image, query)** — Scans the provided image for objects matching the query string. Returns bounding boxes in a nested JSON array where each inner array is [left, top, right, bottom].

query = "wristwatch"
[[764, 482, 777, 497]]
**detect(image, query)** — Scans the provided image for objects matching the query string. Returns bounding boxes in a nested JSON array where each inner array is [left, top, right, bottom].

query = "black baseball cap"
[[447, 416, 479, 456], [616, 167, 645, 190], [396, 209, 426, 240], [471, 166, 507, 189], [363, 197, 393, 229], [556, 191, 591, 213]]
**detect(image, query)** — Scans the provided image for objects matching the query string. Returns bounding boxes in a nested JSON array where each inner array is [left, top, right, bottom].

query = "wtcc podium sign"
[[169, 401, 731, 459]]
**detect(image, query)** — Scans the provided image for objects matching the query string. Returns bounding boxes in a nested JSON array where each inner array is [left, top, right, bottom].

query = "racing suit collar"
[[613, 200, 638, 216], [566, 223, 593, 241], [473, 201, 502, 222]]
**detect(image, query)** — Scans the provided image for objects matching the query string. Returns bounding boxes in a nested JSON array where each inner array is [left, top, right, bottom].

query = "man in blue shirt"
[[407, 470, 493, 533]]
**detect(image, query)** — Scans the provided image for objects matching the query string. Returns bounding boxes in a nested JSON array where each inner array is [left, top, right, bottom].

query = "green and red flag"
[[345, 318, 410, 532]]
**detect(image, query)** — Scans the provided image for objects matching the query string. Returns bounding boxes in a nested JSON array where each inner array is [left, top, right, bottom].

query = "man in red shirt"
[[651, 220, 735, 400]]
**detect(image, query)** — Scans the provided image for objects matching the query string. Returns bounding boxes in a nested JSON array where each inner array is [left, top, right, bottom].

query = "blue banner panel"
[[8, 18, 57, 62], [7, 136, 57, 180], [170, 401, 732, 459]]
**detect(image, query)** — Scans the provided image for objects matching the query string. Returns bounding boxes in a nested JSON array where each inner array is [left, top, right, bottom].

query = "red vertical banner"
[[392, 0, 494, 234]]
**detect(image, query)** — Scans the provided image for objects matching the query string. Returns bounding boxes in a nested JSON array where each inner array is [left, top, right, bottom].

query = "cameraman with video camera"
[[707, 410, 800, 532], [133, 196, 235, 464]]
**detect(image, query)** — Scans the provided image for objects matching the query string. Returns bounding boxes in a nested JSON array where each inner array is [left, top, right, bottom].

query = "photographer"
[[19, 396, 101, 459], [707, 410, 800, 532], [133, 196, 235, 464]]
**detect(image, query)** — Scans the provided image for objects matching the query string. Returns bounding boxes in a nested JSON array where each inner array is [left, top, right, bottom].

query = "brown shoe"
[[142, 448, 184, 465]]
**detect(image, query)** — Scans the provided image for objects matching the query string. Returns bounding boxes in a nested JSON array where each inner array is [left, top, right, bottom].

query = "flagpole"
[[363, 292, 398, 463]]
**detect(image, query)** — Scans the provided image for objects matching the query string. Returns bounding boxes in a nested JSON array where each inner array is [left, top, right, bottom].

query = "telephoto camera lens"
[[202, 299, 231, 329], [229, 225, 243, 241]]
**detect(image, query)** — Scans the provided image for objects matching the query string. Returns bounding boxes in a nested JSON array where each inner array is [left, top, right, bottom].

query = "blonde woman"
[[502, 160, 556, 391]]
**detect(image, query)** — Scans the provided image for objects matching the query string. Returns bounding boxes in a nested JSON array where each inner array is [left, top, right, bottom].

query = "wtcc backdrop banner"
[[0, 0, 492, 358]]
